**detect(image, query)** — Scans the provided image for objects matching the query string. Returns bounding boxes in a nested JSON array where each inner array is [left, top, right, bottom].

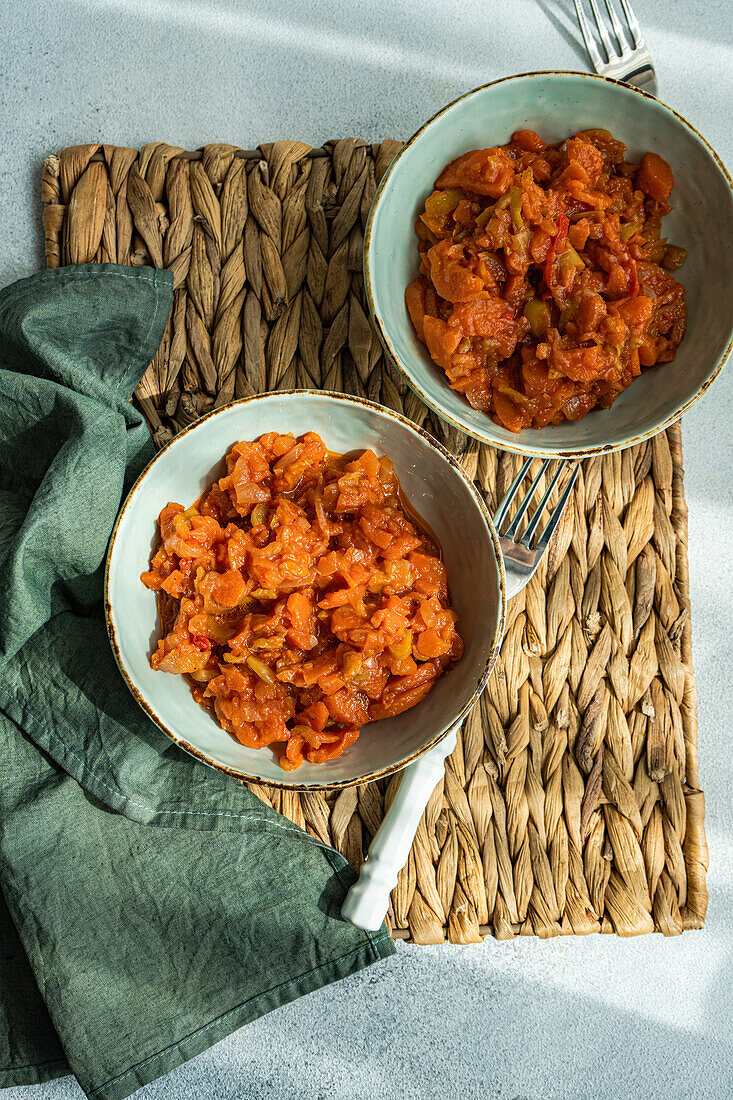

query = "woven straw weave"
[[41, 139, 708, 942]]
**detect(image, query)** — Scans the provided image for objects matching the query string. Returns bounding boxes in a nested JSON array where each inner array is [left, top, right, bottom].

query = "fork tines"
[[574, 0, 637, 65], [493, 458, 580, 551]]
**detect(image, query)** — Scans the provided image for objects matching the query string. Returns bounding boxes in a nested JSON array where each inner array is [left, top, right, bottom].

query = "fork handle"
[[341, 723, 459, 931]]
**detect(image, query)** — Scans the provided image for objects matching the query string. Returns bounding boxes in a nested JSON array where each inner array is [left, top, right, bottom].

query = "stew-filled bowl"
[[365, 71, 733, 457], [105, 391, 505, 790]]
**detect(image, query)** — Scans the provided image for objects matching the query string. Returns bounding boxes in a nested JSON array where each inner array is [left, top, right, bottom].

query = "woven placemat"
[[41, 139, 708, 942]]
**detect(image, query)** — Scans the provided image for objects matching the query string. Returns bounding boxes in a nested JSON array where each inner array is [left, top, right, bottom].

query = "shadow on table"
[[533, 0, 589, 63], [85, 913, 731, 1100]]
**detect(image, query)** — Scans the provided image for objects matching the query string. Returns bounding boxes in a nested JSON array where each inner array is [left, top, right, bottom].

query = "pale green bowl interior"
[[366, 72, 733, 456]]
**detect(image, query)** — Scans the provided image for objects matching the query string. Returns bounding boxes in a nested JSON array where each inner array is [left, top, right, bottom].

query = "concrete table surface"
[[1, 1, 731, 1098]]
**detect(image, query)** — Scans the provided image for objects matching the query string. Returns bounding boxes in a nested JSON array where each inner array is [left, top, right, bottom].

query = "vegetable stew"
[[141, 432, 463, 770], [406, 129, 687, 432]]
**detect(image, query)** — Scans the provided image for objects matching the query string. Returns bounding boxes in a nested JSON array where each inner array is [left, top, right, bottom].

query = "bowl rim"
[[364, 69, 733, 459], [105, 388, 507, 791]]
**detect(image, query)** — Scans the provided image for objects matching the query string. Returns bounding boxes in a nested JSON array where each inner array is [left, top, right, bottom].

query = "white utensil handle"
[[341, 724, 459, 931]]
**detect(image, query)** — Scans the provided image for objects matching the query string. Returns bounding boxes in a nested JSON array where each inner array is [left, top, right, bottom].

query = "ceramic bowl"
[[365, 71, 733, 457], [106, 391, 505, 790]]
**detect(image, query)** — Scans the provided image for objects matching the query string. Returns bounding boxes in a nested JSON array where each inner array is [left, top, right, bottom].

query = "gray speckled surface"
[[1, 1, 732, 1097]]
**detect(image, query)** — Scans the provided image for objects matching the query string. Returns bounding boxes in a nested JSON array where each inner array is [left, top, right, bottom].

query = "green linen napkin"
[[0, 265, 394, 1100]]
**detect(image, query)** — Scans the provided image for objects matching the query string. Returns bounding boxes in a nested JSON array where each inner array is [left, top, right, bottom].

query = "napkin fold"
[[0, 265, 394, 1100]]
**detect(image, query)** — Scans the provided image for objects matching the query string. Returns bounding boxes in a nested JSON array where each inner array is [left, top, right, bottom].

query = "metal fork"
[[342, 456, 580, 931], [494, 458, 580, 598], [574, 0, 657, 96]]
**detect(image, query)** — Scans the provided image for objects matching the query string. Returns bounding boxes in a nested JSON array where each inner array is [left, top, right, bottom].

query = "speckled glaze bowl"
[[365, 71, 733, 458], [106, 391, 505, 790]]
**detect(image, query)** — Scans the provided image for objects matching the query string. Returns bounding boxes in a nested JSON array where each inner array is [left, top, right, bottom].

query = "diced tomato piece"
[[299, 701, 329, 731], [409, 551, 447, 598], [414, 628, 450, 658], [575, 293, 607, 335], [552, 346, 611, 383], [318, 672, 346, 696], [369, 679, 436, 721], [616, 295, 654, 328], [405, 277, 428, 342], [565, 137, 603, 181], [287, 591, 312, 631], [493, 393, 525, 433], [280, 735, 306, 770], [209, 569, 246, 608], [427, 240, 485, 303], [512, 129, 546, 153], [325, 689, 370, 726], [306, 727, 360, 764], [423, 315, 463, 369], [606, 264, 630, 299], [435, 147, 514, 197]]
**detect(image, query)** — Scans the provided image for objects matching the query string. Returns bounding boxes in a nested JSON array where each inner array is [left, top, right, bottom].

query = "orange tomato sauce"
[[141, 431, 463, 769], [406, 129, 687, 432]]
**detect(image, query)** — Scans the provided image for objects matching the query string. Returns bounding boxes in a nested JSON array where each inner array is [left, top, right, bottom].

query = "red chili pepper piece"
[[190, 634, 210, 651], [627, 258, 639, 298], [543, 213, 570, 288]]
